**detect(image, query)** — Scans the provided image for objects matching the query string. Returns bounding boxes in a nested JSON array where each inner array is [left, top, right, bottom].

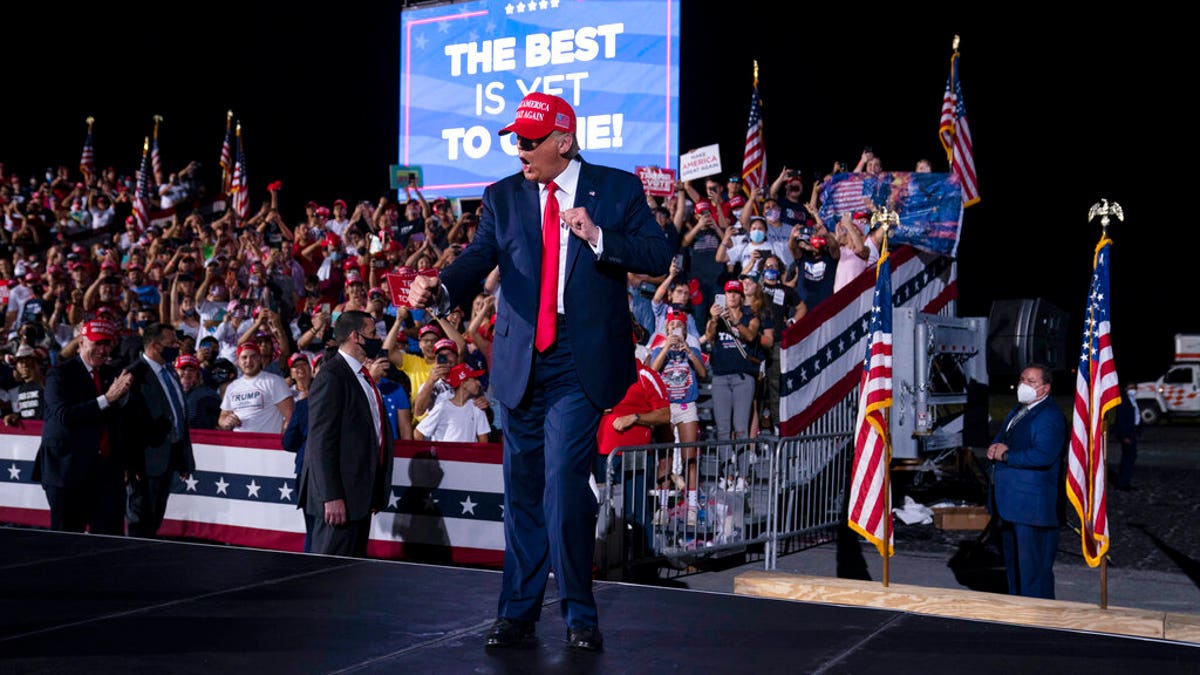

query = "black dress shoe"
[[566, 625, 603, 652], [485, 617, 535, 648]]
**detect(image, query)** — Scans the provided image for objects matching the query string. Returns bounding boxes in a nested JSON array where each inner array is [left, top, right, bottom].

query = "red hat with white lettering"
[[498, 92, 576, 138], [82, 320, 116, 342], [236, 341, 260, 358], [175, 354, 201, 370]]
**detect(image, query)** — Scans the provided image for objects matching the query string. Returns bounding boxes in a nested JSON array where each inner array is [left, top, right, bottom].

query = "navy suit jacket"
[[35, 358, 124, 489], [121, 357, 196, 478], [439, 158, 673, 410], [989, 399, 1068, 527], [299, 353, 394, 520]]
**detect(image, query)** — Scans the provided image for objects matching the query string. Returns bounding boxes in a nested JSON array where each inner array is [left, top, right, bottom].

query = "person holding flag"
[[986, 364, 1067, 599]]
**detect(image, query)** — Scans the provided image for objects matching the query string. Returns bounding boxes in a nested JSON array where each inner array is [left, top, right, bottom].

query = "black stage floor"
[[1, 527, 1196, 674]]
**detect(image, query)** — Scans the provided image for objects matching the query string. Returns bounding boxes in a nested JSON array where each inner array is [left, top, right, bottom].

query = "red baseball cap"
[[418, 324, 442, 339], [445, 363, 485, 388], [434, 338, 457, 353], [666, 309, 689, 325], [236, 342, 260, 358], [175, 354, 201, 370], [723, 280, 744, 294], [498, 92, 576, 138], [287, 352, 310, 368], [333, 199, 347, 209], [82, 320, 116, 342]]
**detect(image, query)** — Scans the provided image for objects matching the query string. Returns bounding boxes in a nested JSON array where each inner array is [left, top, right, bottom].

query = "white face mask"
[[1017, 382, 1039, 404]]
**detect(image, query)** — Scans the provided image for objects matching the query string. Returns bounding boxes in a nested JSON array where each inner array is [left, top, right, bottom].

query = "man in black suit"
[[122, 323, 196, 538], [35, 320, 134, 534], [299, 310, 394, 557]]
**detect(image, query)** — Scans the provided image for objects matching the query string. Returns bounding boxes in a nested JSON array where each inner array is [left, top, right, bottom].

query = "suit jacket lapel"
[[519, 179, 542, 276], [564, 160, 595, 287]]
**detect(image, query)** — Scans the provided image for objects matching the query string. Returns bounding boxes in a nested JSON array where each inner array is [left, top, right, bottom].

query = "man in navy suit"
[[35, 320, 134, 534], [410, 92, 673, 651], [986, 364, 1067, 599]]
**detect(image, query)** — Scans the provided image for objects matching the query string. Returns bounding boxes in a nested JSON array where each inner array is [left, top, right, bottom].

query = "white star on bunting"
[[247, 480, 261, 498], [215, 477, 229, 495], [278, 482, 293, 501], [460, 495, 477, 516]]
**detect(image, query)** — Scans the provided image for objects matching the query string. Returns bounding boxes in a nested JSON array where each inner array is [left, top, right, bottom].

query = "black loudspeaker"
[[987, 298, 1069, 384]]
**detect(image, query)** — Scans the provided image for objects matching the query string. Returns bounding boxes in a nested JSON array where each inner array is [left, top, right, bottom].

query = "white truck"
[[1132, 334, 1200, 425]]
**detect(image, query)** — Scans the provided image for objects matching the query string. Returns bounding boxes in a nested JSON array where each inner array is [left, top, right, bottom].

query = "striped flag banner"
[[780, 245, 957, 436], [0, 424, 505, 568], [1066, 235, 1118, 567], [847, 239, 894, 557]]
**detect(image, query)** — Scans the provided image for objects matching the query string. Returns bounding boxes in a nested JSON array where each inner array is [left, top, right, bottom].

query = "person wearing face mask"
[[120, 323, 196, 538], [717, 216, 789, 277], [986, 364, 1067, 599], [298, 310, 394, 558], [1109, 381, 1140, 491]]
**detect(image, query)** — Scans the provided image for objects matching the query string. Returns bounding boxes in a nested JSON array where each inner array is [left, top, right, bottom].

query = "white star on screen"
[[460, 495, 477, 516], [184, 475, 199, 492], [215, 477, 229, 495], [278, 483, 293, 501], [246, 480, 261, 498], [8, 463, 20, 480]]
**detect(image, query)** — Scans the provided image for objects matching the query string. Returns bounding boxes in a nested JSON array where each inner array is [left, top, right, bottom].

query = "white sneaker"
[[733, 477, 747, 493]]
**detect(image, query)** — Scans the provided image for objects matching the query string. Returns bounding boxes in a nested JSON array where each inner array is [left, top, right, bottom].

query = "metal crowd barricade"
[[596, 393, 859, 579]]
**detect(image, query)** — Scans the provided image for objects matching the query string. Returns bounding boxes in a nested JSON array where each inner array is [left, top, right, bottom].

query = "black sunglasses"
[[516, 133, 552, 152]]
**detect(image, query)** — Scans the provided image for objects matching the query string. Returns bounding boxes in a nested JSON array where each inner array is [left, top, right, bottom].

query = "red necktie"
[[92, 368, 110, 459], [360, 366, 388, 466], [535, 181, 560, 352]]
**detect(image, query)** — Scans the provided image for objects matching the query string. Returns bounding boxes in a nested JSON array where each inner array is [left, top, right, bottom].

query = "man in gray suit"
[[299, 310, 394, 557], [122, 323, 196, 538]]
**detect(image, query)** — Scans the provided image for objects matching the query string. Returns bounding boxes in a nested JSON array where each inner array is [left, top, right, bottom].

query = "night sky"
[[0, 6, 1186, 382]]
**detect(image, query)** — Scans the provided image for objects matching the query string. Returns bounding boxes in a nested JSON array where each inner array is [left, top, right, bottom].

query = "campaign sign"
[[636, 166, 677, 197], [679, 144, 722, 182], [399, 0, 681, 198]]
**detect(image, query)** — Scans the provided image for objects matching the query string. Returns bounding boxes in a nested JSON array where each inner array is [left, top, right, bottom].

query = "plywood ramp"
[[735, 571, 1199, 644]]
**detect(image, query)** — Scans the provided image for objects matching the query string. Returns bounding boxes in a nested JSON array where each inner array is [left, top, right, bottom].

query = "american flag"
[[741, 77, 766, 197], [132, 138, 151, 230], [939, 51, 979, 207], [231, 124, 249, 220], [151, 137, 162, 188], [79, 120, 95, 184], [846, 237, 894, 558], [219, 112, 233, 196], [1066, 235, 1118, 567]]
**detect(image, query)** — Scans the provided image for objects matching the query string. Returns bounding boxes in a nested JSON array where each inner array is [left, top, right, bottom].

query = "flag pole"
[[1100, 428, 1109, 609], [1086, 198, 1123, 609]]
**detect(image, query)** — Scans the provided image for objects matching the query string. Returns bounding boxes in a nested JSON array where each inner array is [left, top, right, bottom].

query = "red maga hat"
[[498, 92, 576, 138], [82, 320, 116, 342]]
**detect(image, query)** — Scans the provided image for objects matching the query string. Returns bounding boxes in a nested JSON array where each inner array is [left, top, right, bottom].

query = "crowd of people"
[[0, 148, 911, 449]]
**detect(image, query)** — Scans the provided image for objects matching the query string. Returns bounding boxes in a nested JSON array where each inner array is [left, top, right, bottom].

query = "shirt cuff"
[[96, 394, 109, 411], [589, 228, 604, 256]]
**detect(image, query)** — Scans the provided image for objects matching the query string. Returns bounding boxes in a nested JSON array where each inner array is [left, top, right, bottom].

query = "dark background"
[[0, 6, 1187, 383]]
